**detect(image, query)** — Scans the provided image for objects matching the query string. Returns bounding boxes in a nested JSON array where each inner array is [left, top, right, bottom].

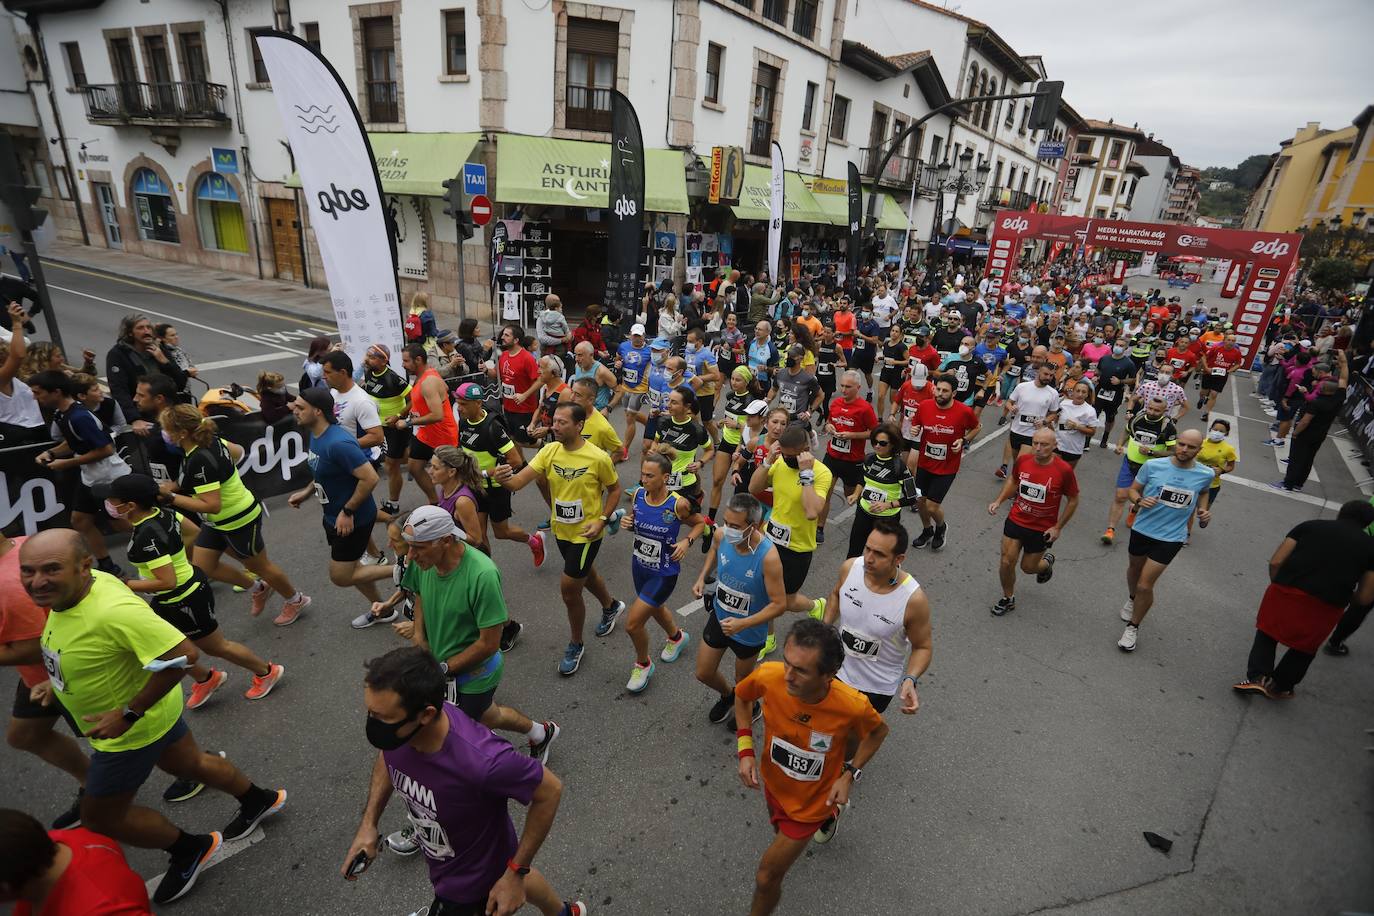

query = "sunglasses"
[[873, 439, 893, 447]]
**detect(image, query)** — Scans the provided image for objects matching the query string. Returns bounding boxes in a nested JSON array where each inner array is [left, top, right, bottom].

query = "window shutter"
[[363, 17, 394, 51], [567, 18, 618, 56]]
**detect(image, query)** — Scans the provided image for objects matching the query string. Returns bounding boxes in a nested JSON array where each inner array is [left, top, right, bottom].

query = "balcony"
[[81, 81, 228, 126], [365, 80, 399, 124], [566, 84, 611, 132], [980, 185, 1037, 212], [859, 146, 916, 188]]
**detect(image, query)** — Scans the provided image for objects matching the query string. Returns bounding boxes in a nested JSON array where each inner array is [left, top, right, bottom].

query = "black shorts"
[[484, 484, 513, 523], [775, 545, 813, 595], [968, 388, 991, 409], [194, 513, 266, 560], [11, 679, 80, 730], [1200, 373, 1228, 393], [1096, 393, 1122, 422], [879, 368, 905, 389], [913, 467, 956, 504], [717, 438, 741, 457], [86, 717, 189, 798], [444, 679, 495, 721], [555, 536, 602, 579], [902, 437, 921, 454], [850, 347, 876, 372], [1128, 528, 1184, 566], [505, 410, 537, 444], [702, 606, 764, 659], [69, 479, 101, 516], [698, 395, 717, 422], [382, 425, 411, 460], [861, 689, 894, 714], [673, 486, 704, 515], [1009, 430, 1033, 451], [325, 518, 373, 562], [1002, 517, 1050, 555], [1054, 449, 1082, 465], [150, 575, 218, 641], [822, 455, 864, 491], [409, 436, 436, 462]]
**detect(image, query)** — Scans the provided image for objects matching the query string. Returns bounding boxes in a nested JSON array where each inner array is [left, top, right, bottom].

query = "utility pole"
[[0, 129, 64, 354], [440, 176, 473, 322]]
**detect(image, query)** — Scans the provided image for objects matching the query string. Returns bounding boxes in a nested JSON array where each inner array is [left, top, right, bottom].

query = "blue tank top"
[[713, 534, 775, 647], [618, 341, 652, 392], [572, 362, 612, 410], [630, 487, 684, 577], [646, 363, 672, 414]]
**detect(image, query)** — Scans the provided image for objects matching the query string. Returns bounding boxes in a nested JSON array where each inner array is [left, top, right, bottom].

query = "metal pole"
[[456, 234, 468, 323], [20, 228, 64, 354]]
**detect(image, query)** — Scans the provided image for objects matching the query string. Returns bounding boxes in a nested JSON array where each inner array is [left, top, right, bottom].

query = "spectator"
[[403, 291, 438, 351], [0, 808, 153, 915], [70, 372, 127, 432], [571, 304, 608, 357], [455, 317, 489, 372], [154, 323, 197, 377], [0, 301, 48, 445], [536, 294, 571, 358], [19, 341, 96, 382], [252, 370, 292, 424], [300, 335, 331, 391], [106, 314, 188, 420], [433, 330, 468, 380]]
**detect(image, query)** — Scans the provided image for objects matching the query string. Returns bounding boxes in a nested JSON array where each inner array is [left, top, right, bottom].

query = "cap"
[[743, 398, 770, 416], [630, 323, 647, 337], [1299, 339, 1312, 347], [911, 363, 929, 384], [297, 386, 337, 422], [436, 329, 456, 344], [366, 343, 391, 362], [454, 382, 485, 401], [402, 505, 458, 543], [650, 336, 671, 351], [92, 473, 161, 506], [731, 365, 755, 383]]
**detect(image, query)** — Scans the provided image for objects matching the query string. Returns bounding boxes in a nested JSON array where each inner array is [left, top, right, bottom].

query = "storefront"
[[131, 168, 179, 244], [193, 172, 248, 253], [727, 166, 833, 278]]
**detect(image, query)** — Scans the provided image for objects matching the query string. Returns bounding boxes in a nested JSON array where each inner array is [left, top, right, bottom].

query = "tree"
[[1307, 257, 1357, 291], [1233, 154, 1272, 190]]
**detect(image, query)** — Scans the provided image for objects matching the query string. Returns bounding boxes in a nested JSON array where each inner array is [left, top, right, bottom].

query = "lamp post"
[[926, 150, 991, 269]]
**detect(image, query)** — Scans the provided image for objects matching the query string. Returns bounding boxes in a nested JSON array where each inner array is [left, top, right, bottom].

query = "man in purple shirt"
[[342, 647, 586, 916]]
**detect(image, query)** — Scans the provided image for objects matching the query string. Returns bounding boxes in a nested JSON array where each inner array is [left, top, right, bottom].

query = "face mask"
[[685, 343, 698, 354], [802, 310, 811, 317], [365, 711, 421, 751], [958, 346, 971, 357], [1207, 430, 1226, 442], [783, 455, 800, 469], [1093, 337, 1104, 345], [721, 524, 749, 545], [1018, 337, 1029, 345], [787, 357, 799, 368], [861, 311, 872, 320], [1112, 346, 1126, 357], [652, 352, 667, 365], [104, 500, 128, 520]]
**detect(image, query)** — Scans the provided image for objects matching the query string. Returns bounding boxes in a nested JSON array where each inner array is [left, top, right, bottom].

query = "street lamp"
[[928, 150, 993, 266]]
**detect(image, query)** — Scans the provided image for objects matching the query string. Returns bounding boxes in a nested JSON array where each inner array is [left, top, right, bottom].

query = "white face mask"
[[1207, 430, 1226, 442], [721, 524, 749, 544], [958, 345, 970, 357]]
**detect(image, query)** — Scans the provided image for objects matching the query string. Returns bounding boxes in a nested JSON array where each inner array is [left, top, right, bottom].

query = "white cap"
[[743, 399, 770, 416], [630, 323, 646, 337], [911, 363, 929, 384]]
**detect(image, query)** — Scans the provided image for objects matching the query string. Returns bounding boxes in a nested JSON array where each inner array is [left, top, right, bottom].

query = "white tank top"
[[0, 379, 44, 428], [836, 560, 918, 696]]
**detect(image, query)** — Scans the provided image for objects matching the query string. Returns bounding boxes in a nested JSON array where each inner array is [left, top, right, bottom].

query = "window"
[[704, 43, 723, 104], [178, 31, 208, 84], [302, 22, 320, 52], [443, 10, 467, 76], [801, 80, 817, 131], [761, 0, 787, 26], [1108, 140, 1124, 167], [195, 173, 248, 253], [1101, 176, 1116, 195], [362, 16, 398, 122], [1075, 136, 1093, 155], [750, 63, 780, 156], [964, 67, 977, 121], [131, 168, 179, 244], [247, 28, 271, 84], [928, 134, 942, 164], [829, 94, 849, 142], [992, 160, 1004, 188], [566, 18, 617, 131], [1005, 98, 1016, 129], [1019, 104, 1030, 134], [53, 165, 72, 200], [61, 42, 87, 88], [981, 79, 997, 130], [792, 0, 818, 39], [1094, 207, 1107, 218], [975, 72, 987, 125]]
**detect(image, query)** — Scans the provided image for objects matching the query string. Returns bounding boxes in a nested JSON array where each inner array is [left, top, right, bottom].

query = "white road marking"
[[1222, 474, 1343, 511], [1272, 436, 1318, 484], [968, 422, 1010, 453], [195, 352, 298, 371], [673, 596, 703, 618], [143, 826, 266, 897], [1333, 436, 1374, 494]]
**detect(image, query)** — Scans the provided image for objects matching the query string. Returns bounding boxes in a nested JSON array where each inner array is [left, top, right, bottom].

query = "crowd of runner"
[[0, 257, 1369, 915]]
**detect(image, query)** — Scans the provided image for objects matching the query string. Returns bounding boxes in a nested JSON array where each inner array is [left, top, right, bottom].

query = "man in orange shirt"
[[734, 619, 889, 915]]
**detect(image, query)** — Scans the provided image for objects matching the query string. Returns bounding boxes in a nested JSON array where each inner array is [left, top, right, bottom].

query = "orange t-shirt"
[[832, 310, 856, 350], [735, 661, 883, 823], [0, 537, 50, 687], [409, 367, 458, 447]]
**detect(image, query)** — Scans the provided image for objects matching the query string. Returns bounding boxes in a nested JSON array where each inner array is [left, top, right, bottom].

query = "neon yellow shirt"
[[764, 459, 833, 553], [530, 440, 618, 543], [1196, 439, 1236, 490]]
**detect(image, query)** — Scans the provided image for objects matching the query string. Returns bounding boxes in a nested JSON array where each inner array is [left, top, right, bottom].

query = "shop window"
[[829, 94, 849, 142], [194, 173, 248, 253], [131, 168, 180, 244], [61, 42, 87, 88], [247, 28, 271, 84], [566, 18, 617, 132], [750, 63, 780, 156], [302, 22, 321, 53], [704, 43, 723, 104], [443, 10, 467, 76], [363, 17, 398, 122], [801, 80, 817, 131], [792, 0, 818, 39]]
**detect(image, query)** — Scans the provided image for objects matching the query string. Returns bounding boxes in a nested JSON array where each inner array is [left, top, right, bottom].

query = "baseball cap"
[[436, 329, 456, 345], [402, 504, 459, 543], [650, 337, 671, 350], [92, 473, 161, 506], [630, 323, 646, 337], [297, 386, 337, 422], [743, 398, 770, 416], [454, 382, 485, 401]]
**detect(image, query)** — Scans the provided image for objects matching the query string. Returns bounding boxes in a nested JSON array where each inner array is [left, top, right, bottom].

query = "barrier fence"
[[1340, 373, 1374, 472]]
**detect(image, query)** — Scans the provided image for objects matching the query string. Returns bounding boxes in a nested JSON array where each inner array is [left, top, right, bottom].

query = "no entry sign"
[[470, 194, 492, 226]]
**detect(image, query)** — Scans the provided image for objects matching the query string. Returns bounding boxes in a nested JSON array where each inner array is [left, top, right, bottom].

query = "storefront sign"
[[1037, 141, 1066, 161], [809, 177, 846, 195], [709, 147, 723, 205], [212, 147, 239, 173]]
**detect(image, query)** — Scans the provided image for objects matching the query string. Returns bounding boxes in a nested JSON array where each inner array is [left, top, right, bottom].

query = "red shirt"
[[906, 344, 940, 374], [1163, 346, 1197, 373], [912, 398, 979, 476], [12, 828, 151, 915], [832, 310, 856, 350], [1206, 344, 1245, 374], [498, 347, 540, 415], [1008, 453, 1078, 532], [0, 536, 49, 688], [825, 396, 878, 462], [409, 367, 458, 448], [571, 320, 606, 355], [1147, 305, 1170, 325], [896, 381, 935, 441]]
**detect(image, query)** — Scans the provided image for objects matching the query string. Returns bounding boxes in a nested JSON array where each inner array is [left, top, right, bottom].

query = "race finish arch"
[[985, 211, 1302, 366]]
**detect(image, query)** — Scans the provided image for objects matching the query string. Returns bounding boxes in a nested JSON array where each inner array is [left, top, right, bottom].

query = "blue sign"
[[1037, 141, 1066, 161], [212, 147, 239, 174], [463, 162, 487, 196]]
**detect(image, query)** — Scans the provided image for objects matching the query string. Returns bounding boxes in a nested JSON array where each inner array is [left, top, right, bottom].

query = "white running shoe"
[[1120, 599, 1135, 622], [626, 662, 654, 693], [1117, 625, 1138, 652], [386, 826, 421, 855]]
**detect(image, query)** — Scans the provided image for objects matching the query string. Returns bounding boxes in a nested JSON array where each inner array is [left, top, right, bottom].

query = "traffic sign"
[[463, 163, 487, 196], [470, 194, 493, 226], [1037, 141, 1066, 160]]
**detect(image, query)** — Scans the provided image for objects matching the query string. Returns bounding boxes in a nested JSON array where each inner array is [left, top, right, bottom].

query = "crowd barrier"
[[0, 411, 313, 536], [1340, 374, 1374, 472]]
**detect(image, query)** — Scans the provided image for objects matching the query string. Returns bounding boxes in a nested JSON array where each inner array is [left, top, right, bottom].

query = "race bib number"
[[623, 367, 640, 385], [1171, 358, 1185, 368], [40, 646, 65, 693], [924, 442, 948, 460], [1135, 431, 1158, 446], [855, 338, 867, 351], [1158, 485, 1194, 509], [633, 535, 662, 568], [780, 392, 798, 411], [1007, 365, 1022, 376], [715, 582, 751, 617], [1018, 413, 1039, 426], [1097, 389, 1115, 402], [665, 471, 684, 488], [765, 518, 792, 547], [1211, 367, 1226, 377], [1018, 479, 1048, 504], [830, 436, 853, 455], [769, 736, 825, 782], [840, 627, 881, 658], [501, 383, 515, 399], [554, 500, 584, 524], [861, 486, 887, 505], [313, 482, 329, 505], [817, 362, 834, 376]]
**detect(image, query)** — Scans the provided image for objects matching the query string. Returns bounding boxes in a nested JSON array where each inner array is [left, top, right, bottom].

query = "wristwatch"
[[507, 858, 531, 876], [341, 506, 355, 517], [842, 762, 863, 782], [122, 706, 143, 724]]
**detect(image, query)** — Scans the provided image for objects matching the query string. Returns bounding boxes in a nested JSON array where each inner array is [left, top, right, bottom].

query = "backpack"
[[404, 313, 423, 341]]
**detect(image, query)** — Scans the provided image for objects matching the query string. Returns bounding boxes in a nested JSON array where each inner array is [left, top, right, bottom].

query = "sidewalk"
[[41, 239, 340, 329]]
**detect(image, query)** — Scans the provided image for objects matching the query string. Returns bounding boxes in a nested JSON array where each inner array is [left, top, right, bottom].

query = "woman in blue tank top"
[[621, 451, 706, 693]]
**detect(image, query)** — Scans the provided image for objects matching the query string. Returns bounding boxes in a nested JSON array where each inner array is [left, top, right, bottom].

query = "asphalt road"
[[4, 269, 1373, 915]]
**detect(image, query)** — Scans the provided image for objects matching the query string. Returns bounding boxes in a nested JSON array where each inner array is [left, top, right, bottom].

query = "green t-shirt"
[[402, 546, 507, 694], [182, 438, 261, 531], [40, 571, 185, 751]]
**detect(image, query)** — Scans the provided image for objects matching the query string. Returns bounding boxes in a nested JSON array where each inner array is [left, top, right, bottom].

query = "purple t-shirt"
[[383, 704, 543, 903]]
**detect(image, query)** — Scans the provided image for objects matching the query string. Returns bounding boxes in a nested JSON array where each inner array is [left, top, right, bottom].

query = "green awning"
[[494, 134, 689, 214], [806, 183, 910, 231], [285, 132, 482, 197], [730, 166, 831, 225]]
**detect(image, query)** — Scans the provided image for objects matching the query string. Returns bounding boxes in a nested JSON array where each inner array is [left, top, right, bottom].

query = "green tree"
[[1307, 257, 1357, 291]]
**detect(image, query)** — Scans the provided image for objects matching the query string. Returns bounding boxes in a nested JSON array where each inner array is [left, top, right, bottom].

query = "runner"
[[734, 619, 889, 914], [819, 370, 879, 543], [849, 302, 881, 394], [845, 422, 921, 559], [495, 324, 541, 452], [909, 375, 980, 550], [652, 386, 714, 512], [286, 388, 394, 609], [341, 646, 585, 916], [825, 518, 931, 720], [1054, 380, 1098, 466], [157, 405, 310, 626], [616, 323, 653, 462], [642, 337, 674, 454], [493, 403, 625, 676], [875, 324, 908, 419], [360, 343, 413, 515], [453, 382, 546, 568], [569, 377, 623, 455], [748, 424, 832, 618], [392, 345, 457, 505], [987, 428, 1078, 616], [706, 367, 758, 526], [1116, 430, 1215, 652], [1102, 396, 1177, 546], [894, 362, 935, 455], [323, 350, 387, 563], [22, 530, 285, 905], [1132, 365, 1187, 422], [769, 344, 822, 428], [997, 363, 1061, 479], [620, 451, 705, 692], [0, 809, 152, 914], [814, 326, 845, 421], [685, 327, 723, 442], [1197, 331, 1245, 421], [1092, 339, 1138, 449], [1196, 418, 1238, 520], [570, 340, 619, 417], [524, 356, 572, 446], [938, 335, 991, 416]]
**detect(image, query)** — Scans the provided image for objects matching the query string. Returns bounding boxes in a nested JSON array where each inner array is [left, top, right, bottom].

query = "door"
[[267, 197, 303, 282], [110, 37, 140, 112], [94, 182, 122, 249], [142, 35, 175, 112], [178, 31, 209, 112]]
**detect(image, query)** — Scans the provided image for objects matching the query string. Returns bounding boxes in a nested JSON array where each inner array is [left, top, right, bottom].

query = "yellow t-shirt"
[[530, 440, 618, 543], [764, 459, 834, 553], [581, 408, 624, 455], [1196, 439, 1236, 489]]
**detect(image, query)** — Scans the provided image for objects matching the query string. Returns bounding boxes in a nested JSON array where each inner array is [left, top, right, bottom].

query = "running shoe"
[[245, 663, 284, 701], [1269, 480, 1298, 491], [1099, 439, 1110, 449], [529, 721, 560, 763], [930, 524, 947, 551], [222, 788, 287, 842], [1197, 397, 1206, 409], [604, 507, 627, 537], [1262, 438, 1285, 447], [707, 692, 735, 724], [617, 445, 630, 463], [233, 571, 259, 594], [163, 752, 223, 802], [501, 620, 524, 652], [529, 532, 546, 568], [386, 825, 421, 855], [152, 832, 221, 905], [595, 600, 626, 637], [816, 527, 826, 545], [537, 519, 551, 531], [1262, 679, 1294, 699], [626, 661, 655, 693], [1120, 598, 1135, 622], [558, 642, 585, 676], [756, 632, 776, 660], [381, 500, 401, 516], [1117, 624, 1138, 652], [701, 522, 715, 554], [1324, 640, 1349, 657], [729, 701, 762, 729], [660, 629, 689, 663], [1100, 527, 1115, 545], [186, 669, 228, 710], [1036, 552, 1055, 584], [812, 804, 846, 845], [1231, 679, 1269, 696], [563, 903, 590, 916], [997, 415, 1007, 426], [991, 596, 1015, 616], [808, 598, 826, 621], [913, 527, 935, 549], [273, 593, 311, 627], [249, 579, 271, 616], [352, 607, 399, 629], [51, 789, 83, 829], [995, 464, 1007, 479], [1199, 412, 1208, 423]]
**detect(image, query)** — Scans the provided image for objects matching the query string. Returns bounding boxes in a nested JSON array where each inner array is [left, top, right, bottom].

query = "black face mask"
[[787, 357, 799, 368], [365, 710, 423, 750], [783, 455, 800, 469]]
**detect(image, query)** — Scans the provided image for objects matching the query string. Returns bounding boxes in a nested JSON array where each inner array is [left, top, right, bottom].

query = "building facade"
[[1161, 164, 1200, 224], [1241, 119, 1360, 232], [1126, 135, 1179, 223]]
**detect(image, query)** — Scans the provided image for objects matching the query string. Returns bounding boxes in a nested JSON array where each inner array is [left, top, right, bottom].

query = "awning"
[[494, 134, 689, 214], [730, 166, 831, 225], [805, 185, 909, 231], [285, 132, 482, 197]]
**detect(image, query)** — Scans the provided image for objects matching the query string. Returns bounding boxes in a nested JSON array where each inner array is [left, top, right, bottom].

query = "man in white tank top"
[[823, 516, 931, 718]]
